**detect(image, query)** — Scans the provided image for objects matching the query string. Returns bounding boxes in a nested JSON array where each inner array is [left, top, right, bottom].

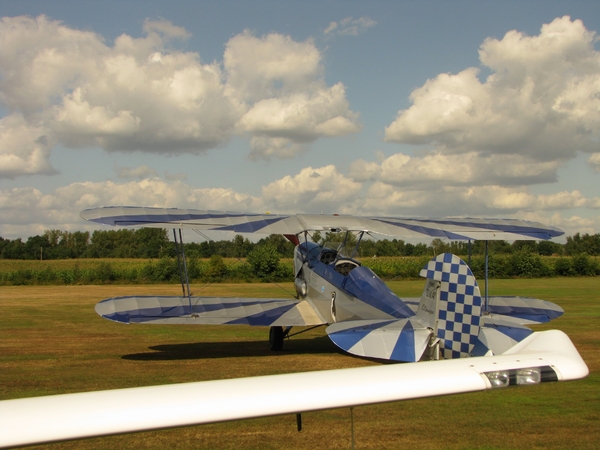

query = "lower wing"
[[96, 296, 325, 326]]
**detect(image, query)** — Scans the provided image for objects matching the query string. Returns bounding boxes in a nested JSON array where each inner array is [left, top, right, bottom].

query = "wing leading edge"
[[80, 206, 564, 240]]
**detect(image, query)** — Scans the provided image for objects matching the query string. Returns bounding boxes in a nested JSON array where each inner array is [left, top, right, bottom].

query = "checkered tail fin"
[[419, 253, 482, 359]]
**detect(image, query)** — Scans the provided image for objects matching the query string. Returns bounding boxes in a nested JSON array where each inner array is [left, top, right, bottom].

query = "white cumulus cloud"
[[324, 17, 377, 37], [0, 170, 598, 239], [225, 31, 361, 159], [385, 16, 600, 174], [262, 165, 362, 212], [0, 179, 265, 238], [589, 153, 600, 173], [349, 152, 562, 187], [0, 114, 56, 178], [0, 16, 360, 178]]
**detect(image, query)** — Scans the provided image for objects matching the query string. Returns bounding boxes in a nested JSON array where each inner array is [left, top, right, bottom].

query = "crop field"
[[1, 278, 599, 449]]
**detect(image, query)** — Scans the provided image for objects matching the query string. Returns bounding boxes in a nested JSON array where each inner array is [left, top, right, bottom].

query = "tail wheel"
[[269, 326, 284, 351]]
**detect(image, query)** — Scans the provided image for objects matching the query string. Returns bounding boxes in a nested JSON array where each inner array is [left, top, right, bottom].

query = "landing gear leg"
[[269, 326, 284, 351]]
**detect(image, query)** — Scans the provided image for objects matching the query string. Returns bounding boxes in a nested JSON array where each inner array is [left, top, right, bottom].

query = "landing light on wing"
[[484, 366, 558, 388]]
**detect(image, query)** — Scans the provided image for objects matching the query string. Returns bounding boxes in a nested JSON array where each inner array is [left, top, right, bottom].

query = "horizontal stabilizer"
[[472, 323, 534, 356], [326, 319, 432, 362], [486, 296, 564, 323], [399, 296, 564, 325], [96, 296, 324, 327]]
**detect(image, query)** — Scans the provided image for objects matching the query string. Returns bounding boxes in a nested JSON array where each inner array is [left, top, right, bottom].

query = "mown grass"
[[0, 279, 598, 449]]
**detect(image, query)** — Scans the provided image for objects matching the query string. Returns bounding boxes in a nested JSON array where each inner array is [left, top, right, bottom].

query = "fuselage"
[[294, 242, 415, 324]]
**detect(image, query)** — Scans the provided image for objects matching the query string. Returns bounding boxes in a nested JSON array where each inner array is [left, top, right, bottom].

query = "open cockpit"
[[297, 230, 364, 277]]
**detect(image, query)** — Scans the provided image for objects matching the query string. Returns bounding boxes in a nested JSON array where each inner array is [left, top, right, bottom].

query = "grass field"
[[1, 278, 598, 449]]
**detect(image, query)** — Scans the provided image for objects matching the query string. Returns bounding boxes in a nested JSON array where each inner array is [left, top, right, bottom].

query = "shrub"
[[247, 245, 280, 280], [468, 254, 510, 279], [553, 257, 574, 276], [139, 261, 155, 282], [153, 257, 179, 282], [572, 253, 598, 276], [95, 262, 116, 282], [58, 269, 75, 284], [186, 256, 201, 280], [508, 252, 551, 278], [206, 254, 227, 280]]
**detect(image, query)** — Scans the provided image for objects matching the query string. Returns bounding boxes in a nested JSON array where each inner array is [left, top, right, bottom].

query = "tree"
[[25, 235, 51, 259], [430, 238, 449, 256], [537, 240, 562, 256], [375, 239, 399, 256], [359, 239, 376, 257], [565, 233, 600, 256], [232, 234, 252, 258], [256, 234, 295, 257], [134, 228, 170, 258], [411, 243, 429, 256], [1, 238, 25, 259], [311, 231, 322, 245], [247, 245, 280, 280], [512, 240, 537, 253]]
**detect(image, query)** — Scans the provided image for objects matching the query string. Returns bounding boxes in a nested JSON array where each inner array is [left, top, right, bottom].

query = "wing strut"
[[484, 240, 489, 312], [173, 229, 191, 302]]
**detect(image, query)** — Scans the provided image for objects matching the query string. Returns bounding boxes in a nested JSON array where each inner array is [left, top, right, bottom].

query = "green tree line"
[[1, 229, 600, 260], [0, 229, 298, 260], [1, 252, 598, 287]]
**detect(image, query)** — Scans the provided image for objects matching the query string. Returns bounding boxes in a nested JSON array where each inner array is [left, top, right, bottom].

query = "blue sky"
[[0, 1, 599, 240]]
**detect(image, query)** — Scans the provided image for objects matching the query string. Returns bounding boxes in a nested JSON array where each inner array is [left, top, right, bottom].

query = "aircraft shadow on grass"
[[122, 335, 336, 361]]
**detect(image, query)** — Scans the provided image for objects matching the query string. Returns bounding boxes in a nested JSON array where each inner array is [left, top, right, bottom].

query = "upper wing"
[[0, 330, 587, 448], [96, 295, 325, 326], [80, 206, 564, 240]]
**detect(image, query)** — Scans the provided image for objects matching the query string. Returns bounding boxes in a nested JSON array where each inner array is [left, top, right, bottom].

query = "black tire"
[[269, 326, 284, 351]]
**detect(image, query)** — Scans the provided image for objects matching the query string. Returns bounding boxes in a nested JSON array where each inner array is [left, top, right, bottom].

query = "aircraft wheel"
[[269, 326, 284, 351]]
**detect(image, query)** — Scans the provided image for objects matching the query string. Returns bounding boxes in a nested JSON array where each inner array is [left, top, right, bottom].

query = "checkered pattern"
[[420, 253, 482, 359]]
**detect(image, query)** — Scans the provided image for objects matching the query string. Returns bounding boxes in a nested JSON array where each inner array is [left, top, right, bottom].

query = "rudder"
[[419, 253, 482, 359]]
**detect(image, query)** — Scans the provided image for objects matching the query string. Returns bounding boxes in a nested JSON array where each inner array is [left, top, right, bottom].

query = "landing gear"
[[269, 326, 285, 351]]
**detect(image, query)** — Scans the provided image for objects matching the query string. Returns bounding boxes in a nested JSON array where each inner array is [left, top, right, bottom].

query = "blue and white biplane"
[[80, 207, 566, 363], [0, 207, 588, 448]]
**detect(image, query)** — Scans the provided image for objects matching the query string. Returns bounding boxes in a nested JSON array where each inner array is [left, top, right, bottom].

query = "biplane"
[[80, 207, 566, 363]]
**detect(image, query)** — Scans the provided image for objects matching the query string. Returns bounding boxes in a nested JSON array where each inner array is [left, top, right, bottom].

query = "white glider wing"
[[80, 207, 564, 240], [0, 330, 587, 448]]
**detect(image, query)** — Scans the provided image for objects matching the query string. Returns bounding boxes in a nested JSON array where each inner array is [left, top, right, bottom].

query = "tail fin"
[[418, 253, 482, 359]]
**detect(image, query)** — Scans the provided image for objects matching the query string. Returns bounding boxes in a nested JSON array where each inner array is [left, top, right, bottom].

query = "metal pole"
[[173, 229, 186, 298], [178, 229, 191, 300], [485, 240, 489, 312], [468, 240, 471, 266], [350, 407, 355, 450]]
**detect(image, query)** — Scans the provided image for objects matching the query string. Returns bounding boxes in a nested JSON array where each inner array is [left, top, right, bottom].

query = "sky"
[[0, 0, 599, 242]]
